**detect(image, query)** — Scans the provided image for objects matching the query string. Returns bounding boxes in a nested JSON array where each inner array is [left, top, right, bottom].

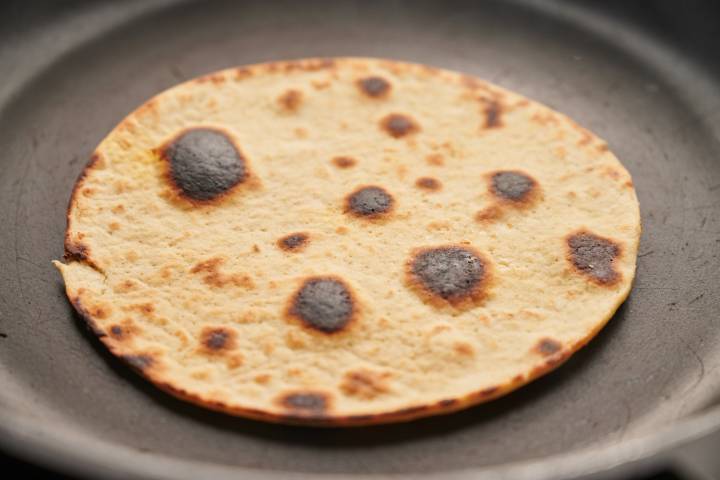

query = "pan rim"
[[0, 404, 719, 479]]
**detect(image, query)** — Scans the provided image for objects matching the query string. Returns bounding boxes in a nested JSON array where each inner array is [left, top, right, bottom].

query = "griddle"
[[1, 1, 719, 479]]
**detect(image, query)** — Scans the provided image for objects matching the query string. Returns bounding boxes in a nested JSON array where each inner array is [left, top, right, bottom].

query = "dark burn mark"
[[288, 277, 356, 334], [358, 76, 391, 98], [278, 232, 309, 252], [110, 325, 123, 337], [439, 398, 458, 408], [536, 338, 562, 356], [122, 354, 154, 370], [490, 171, 536, 203], [567, 231, 622, 285], [279, 392, 329, 415], [200, 327, 237, 352], [484, 100, 503, 128], [407, 246, 489, 308], [345, 186, 394, 219], [160, 128, 246, 202], [415, 177, 441, 191], [332, 156, 357, 169], [380, 113, 419, 138]]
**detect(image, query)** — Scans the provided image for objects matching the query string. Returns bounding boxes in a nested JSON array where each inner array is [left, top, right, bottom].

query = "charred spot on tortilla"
[[416, 177, 442, 191], [345, 185, 394, 219], [490, 171, 537, 203], [200, 327, 237, 352], [287, 277, 357, 334], [160, 128, 247, 202], [567, 231, 622, 286], [332, 156, 357, 169], [279, 391, 330, 414], [381, 113, 419, 138], [407, 245, 490, 308], [358, 76, 391, 98], [278, 232, 309, 252]]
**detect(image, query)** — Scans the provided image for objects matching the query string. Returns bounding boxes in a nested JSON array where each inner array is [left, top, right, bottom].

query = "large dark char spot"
[[380, 113, 419, 138], [491, 171, 536, 202], [278, 232, 309, 252], [345, 186, 393, 218], [358, 76, 391, 98], [162, 128, 246, 201], [279, 392, 328, 414], [567, 231, 621, 285], [411, 246, 486, 303], [290, 277, 355, 333]]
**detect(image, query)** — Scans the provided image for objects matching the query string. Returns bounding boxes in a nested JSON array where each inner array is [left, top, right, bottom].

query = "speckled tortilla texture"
[[54, 58, 640, 426]]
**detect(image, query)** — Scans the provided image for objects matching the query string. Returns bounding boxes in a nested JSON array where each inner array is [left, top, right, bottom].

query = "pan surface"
[[1, 1, 719, 479]]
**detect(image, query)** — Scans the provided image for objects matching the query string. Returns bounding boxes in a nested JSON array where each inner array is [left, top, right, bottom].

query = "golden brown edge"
[[56, 56, 641, 427]]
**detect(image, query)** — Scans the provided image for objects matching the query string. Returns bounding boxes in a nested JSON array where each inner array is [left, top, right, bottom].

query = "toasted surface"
[[54, 58, 640, 425]]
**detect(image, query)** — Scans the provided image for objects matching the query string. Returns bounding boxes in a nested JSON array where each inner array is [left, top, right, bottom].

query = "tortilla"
[[54, 58, 640, 425]]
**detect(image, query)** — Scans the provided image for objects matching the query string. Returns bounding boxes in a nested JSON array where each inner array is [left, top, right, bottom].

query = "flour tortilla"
[[54, 58, 640, 425]]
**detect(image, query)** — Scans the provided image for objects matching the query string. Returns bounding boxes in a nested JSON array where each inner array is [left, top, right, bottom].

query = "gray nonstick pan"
[[1, 1, 719, 479]]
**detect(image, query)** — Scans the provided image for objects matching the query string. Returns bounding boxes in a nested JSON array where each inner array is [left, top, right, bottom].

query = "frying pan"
[[1, 0, 719, 479]]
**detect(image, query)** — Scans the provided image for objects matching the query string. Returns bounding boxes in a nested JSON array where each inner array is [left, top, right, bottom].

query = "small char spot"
[[439, 398, 457, 408], [536, 338, 562, 356], [415, 177, 441, 191], [160, 128, 247, 202], [345, 185, 394, 219], [408, 246, 489, 308], [380, 113, 419, 138], [490, 171, 537, 203], [567, 231, 622, 285], [278, 232, 309, 252], [277, 89, 303, 112], [110, 325, 123, 337], [279, 392, 328, 414], [289, 277, 356, 334], [484, 100, 503, 128], [191, 257, 255, 289], [341, 370, 391, 399], [200, 327, 237, 352], [122, 354, 153, 370], [358, 76, 391, 98], [332, 156, 357, 169]]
